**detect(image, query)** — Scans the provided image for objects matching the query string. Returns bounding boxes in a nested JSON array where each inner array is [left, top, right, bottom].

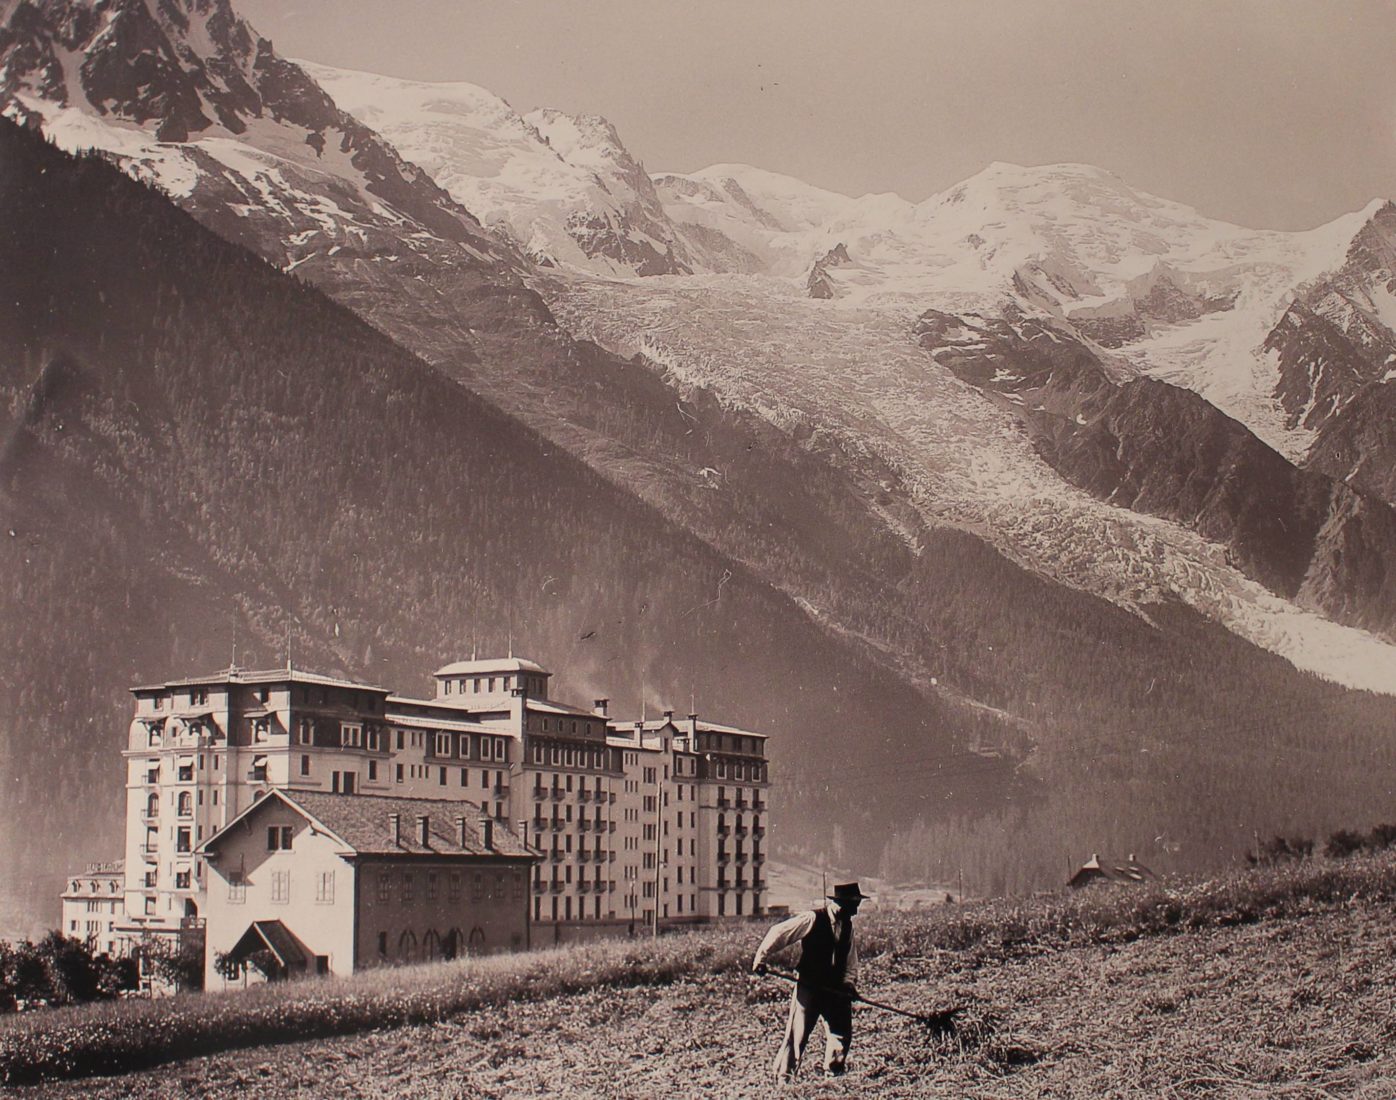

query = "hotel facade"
[[108, 656, 769, 959]]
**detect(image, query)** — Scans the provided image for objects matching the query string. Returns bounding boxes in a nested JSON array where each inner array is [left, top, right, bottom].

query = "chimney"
[[593, 698, 609, 717], [389, 813, 401, 846], [416, 814, 430, 847], [481, 815, 494, 851], [455, 815, 467, 848], [687, 713, 699, 738], [663, 709, 674, 723]]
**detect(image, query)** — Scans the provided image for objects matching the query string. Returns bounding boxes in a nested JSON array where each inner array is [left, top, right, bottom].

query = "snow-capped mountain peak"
[[304, 62, 693, 276]]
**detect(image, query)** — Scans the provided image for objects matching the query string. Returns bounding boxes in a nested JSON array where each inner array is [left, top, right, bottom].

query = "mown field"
[[11, 856, 1396, 1097]]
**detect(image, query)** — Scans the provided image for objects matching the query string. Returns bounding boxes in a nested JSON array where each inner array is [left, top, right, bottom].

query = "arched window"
[[177, 792, 192, 816], [468, 927, 486, 956], [397, 930, 417, 961], [145, 793, 159, 817], [445, 928, 466, 960], [422, 929, 442, 961]]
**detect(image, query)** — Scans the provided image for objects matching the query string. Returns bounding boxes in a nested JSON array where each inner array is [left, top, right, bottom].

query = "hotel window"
[[396, 763, 404, 783], [177, 760, 194, 782], [427, 873, 438, 900], [377, 872, 391, 902], [368, 760, 378, 781], [147, 728, 161, 748], [175, 870, 191, 890], [267, 825, 293, 851], [472, 872, 484, 900], [271, 870, 290, 904], [175, 828, 192, 853], [343, 723, 363, 749], [402, 873, 414, 902], [449, 872, 462, 901], [434, 732, 450, 756], [190, 688, 208, 706], [144, 897, 156, 916], [439, 767, 447, 786], [316, 871, 335, 904], [177, 792, 192, 816], [396, 729, 404, 752]]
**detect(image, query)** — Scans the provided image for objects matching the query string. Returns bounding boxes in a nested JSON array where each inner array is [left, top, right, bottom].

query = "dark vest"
[[796, 908, 851, 985]]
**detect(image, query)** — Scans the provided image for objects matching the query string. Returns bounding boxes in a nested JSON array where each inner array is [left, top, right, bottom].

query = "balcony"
[[735, 798, 747, 811], [246, 769, 268, 783], [716, 825, 729, 837], [609, 822, 616, 834], [592, 850, 604, 863], [533, 880, 547, 894], [735, 852, 749, 864], [549, 850, 565, 863], [753, 879, 767, 891], [139, 844, 158, 858], [532, 787, 547, 802], [716, 798, 731, 809], [577, 850, 591, 862], [493, 783, 509, 796], [752, 826, 766, 839], [608, 852, 617, 863], [579, 819, 591, 832], [531, 818, 548, 833], [550, 788, 565, 801], [578, 789, 592, 802], [716, 853, 730, 865], [578, 881, 591, 893], [550, 881, 564, 893], [752, 798, 766, 812]]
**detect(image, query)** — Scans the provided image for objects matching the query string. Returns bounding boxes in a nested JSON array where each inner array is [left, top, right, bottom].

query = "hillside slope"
[[18, 858, 1396, 1097]]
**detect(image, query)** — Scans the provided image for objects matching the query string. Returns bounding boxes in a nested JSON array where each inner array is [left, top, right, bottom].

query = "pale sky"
[[238, 0, 1396, 231]]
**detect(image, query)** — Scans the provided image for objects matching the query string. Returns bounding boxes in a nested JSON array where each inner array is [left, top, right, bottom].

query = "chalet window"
[[190, 688, 208, 706], [316, 871, 335, 904], [228, 870, 246, 904], [267, 825, 293, 851], [153, 696, 164, 710], [271, 870, 290, 904]]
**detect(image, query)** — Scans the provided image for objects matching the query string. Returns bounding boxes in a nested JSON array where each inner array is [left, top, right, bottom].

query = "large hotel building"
[[113, 656, 769, 959]]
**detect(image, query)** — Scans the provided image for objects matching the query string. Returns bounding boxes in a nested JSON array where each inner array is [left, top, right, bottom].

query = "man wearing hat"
[[751, 882, 871, 1081]]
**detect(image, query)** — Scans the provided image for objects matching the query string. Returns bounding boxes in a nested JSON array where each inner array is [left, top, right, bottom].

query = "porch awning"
[[227, 920, 310, 973]]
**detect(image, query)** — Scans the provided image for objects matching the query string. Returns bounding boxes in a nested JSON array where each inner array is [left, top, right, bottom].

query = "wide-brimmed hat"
[[828, 882, 872, 904]]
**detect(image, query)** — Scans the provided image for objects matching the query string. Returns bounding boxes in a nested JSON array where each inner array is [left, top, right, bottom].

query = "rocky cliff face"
[[917, 306, 1396, 641], [0, 0, 520, 280], [806, 241, 850, 298]]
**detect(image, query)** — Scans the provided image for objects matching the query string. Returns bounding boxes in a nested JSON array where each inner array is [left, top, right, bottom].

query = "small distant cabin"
[[1067, 853, 1157, 890]]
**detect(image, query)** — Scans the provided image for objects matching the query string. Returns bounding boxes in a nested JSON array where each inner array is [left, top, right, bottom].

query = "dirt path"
[[22, 901, 1396, 1098]]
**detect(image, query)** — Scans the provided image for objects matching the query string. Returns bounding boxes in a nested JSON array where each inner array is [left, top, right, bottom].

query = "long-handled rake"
[[761, 968, 963, 1034]]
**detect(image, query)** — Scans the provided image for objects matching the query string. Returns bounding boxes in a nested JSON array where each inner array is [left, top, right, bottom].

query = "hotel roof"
[[199, 789, 536, 859], [434, 657, 549, 677], [132, 667, 387, 694]]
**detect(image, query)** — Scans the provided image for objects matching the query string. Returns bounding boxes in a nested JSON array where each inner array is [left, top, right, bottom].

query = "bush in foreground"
[[6, 853, 1396, 1086]]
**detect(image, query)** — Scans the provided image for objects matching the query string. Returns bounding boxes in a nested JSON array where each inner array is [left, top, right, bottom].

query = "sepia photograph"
[[3, 0, 1396, 1094]]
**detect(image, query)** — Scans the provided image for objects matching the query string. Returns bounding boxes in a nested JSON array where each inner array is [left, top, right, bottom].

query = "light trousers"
[[772, 982, 852, 1080]]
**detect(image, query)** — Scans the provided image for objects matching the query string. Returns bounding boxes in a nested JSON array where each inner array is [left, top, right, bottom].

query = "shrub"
[[1326, 829, 1367, 859]]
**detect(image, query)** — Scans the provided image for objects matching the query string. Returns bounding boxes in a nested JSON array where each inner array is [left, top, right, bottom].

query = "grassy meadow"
[[9, 853, 1396, 1094]]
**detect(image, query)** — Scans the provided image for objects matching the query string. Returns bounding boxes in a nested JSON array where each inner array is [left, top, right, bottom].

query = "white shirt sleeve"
[[752, 909, 817, 968]]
